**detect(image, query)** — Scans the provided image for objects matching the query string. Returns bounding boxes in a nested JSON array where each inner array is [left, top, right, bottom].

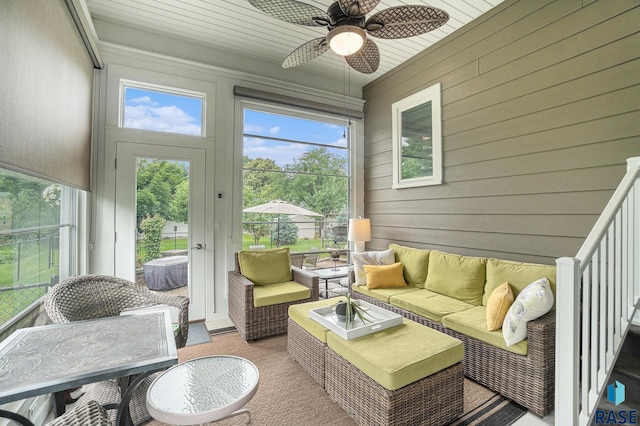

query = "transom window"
[[120, 81, 205, 137]]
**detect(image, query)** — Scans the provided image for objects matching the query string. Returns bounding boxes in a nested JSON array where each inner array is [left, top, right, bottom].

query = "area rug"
[[184, 321, 211, 347], [146, 331, 526, 426]]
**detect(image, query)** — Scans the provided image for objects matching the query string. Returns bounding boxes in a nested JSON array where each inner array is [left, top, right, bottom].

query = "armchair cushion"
[[253, 281, 312, 307], [238, 248, 292, 285]]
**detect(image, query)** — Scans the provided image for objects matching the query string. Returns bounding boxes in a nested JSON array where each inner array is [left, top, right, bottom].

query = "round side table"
[[146, 355, 259, 425]]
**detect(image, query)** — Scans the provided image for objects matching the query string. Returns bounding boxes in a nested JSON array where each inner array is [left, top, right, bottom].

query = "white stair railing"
[[555, 157, 640, 426]]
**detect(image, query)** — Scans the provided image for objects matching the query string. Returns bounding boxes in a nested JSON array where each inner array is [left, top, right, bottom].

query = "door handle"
[[191, 243, 204, 250]]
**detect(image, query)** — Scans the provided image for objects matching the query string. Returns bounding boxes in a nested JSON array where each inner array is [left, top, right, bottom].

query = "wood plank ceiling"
[[86, 0, 505, 87]]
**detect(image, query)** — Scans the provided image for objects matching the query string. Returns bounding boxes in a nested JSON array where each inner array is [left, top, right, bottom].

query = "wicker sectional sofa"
[[349, 244, 556, 417]]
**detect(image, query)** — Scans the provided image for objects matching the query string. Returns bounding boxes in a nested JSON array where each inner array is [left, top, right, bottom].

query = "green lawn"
[[241, 234, 332, 258]]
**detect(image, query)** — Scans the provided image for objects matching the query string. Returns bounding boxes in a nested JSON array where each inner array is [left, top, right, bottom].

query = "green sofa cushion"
[[326, 318, 463, 391], [442, 306, 528, 355], [425, 250, 487, 305], [351, 283, 420, 303], [238, 248, 292, 285], [288, 297, 341, 342], [388, 244, 429, 288], [390, 289, 475, 323], [253, 281, 310, 308], [483, 258, 556, 306]]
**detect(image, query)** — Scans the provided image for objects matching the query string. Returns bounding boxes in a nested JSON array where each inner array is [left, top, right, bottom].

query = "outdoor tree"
[[243, 157, 283, 244], [136, 159, 188, 228], [283, 147, 347, 217], [169, 180, 189, 223], [270, 215, 298, 246], [139, 214, 166, 262]]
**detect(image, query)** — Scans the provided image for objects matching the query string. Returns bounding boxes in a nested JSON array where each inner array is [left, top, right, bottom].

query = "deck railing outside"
[[555, 157, 640, 425]]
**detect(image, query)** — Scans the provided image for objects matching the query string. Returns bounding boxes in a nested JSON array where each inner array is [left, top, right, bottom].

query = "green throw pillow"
[[425, 250, 486, 306], [238, 248, 292, 285], [388, 244, 429, 288]]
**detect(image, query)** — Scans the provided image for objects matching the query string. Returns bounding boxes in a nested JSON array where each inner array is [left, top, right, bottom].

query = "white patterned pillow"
[[351, 249, 395, 286], [502, 277, 554, 346]]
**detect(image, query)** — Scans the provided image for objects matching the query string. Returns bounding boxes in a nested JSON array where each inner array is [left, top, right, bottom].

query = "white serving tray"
[[309, 299, 403, 340]]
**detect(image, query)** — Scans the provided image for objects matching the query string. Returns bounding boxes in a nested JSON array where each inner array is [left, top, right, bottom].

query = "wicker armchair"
[[44, 274, 190, 425], [228, 252, 319, 341], [45, 400, 112, 426]]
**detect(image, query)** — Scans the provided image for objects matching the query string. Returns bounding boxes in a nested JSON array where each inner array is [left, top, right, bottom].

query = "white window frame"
[[392, 82, 443, 189]]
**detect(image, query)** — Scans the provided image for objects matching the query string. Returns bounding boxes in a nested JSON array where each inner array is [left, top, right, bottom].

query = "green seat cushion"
[[326, 319, 463, 391], [425, 250, 486, 305], [238, 248, 292, 285], [442, 306, 528, 355], [288, 297, 342, 343], [253, 281, 310, 308], [390, 289, 475, 323], [388, 244, 430, 288], [483, 258, 556, 306], [352, 283, 420, 303]]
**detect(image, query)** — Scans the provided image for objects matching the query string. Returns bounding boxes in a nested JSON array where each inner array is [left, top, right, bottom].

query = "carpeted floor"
[[146, 331, 526, 426]]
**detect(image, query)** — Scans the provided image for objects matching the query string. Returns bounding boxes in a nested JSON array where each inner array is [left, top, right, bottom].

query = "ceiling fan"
[[249, 0, 449, 74]]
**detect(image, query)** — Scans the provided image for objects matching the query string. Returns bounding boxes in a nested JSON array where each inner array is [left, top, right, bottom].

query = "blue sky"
[[122, 87, 349, 168], [124, 87, 203, 136], [244, 109, 348, 167]]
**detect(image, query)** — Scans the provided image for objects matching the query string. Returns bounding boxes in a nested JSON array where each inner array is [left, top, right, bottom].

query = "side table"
[[146, 355, 259, 424], [313, 265, 351, 297]]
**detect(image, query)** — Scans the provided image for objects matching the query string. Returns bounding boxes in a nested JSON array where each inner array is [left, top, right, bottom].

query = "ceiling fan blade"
[[365, 6, 449, 39], [249, 0, 330, 26], [282, 37, 330, 68], [345, 38, 379, 74], [337, 0, 380, 17]]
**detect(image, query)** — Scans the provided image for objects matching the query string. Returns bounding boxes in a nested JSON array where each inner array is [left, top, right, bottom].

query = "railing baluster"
[[581, 263, 591, 419]]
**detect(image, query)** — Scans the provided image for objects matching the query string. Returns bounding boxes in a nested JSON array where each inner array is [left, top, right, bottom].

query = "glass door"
[[115, 142, 206, 320]]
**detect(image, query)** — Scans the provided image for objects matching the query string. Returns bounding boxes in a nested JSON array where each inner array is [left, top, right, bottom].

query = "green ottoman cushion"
[[326, 318, 463, 391], [253, 281, 310, 308], [288, 297, 341, 342]]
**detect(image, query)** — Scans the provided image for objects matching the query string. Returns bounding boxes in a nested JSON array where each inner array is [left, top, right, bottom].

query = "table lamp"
[[348, 217, 371, 253]]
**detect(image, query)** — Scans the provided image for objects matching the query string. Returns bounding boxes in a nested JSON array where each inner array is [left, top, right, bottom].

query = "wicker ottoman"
[[287, 298, 341, 388], [325, 319, 464, 426]]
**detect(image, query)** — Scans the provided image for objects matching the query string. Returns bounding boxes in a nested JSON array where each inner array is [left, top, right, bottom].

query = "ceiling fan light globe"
[[327, 25, 366, 56]]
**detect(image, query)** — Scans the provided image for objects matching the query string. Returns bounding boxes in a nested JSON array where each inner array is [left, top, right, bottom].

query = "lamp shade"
[[348, 218, 371, 242], [327, 26, 366, 56]]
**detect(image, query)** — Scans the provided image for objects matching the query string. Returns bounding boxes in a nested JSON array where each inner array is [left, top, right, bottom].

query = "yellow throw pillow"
[[486, 281, 514, 331], [363, 262, 407, 290], [238, 248, 292, 285]]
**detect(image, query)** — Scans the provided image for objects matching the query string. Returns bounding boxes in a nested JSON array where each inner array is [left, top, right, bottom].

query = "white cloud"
[[243, 137, 307, 167], [269, 126, 280, 135], [124, 104, 200, 136], [244, 124, 264, 133]]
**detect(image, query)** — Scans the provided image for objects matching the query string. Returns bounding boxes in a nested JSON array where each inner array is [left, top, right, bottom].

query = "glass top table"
[[146, 355, 260, 425]]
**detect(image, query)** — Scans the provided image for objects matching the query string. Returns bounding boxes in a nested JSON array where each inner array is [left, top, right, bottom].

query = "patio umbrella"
[[243, 200, 322, 247]]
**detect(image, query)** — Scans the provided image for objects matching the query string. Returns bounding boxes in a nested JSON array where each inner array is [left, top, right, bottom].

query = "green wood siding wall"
[[362, 0, 640, 264]]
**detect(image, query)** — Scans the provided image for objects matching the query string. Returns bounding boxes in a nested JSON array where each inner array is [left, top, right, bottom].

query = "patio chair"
[[290, 253, 305, 269], [45, 400, 113, 426], [44, 274, 190, 425], [228, 248, 319, 340], [303, 247, 320, 269]]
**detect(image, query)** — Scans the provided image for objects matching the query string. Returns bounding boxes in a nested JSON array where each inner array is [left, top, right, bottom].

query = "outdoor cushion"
[[442, 306, 528, 355], [351, 249, 396, 286], [238, 248, 292, 285], [288, 297, 339, 342], [253, 281, 310, 307], [503, 277, 554, 347], [425, 250, 486, 305], [483, 258, 556, 306], [389, 244, 429, 288], [390, 289, 475, 323], [326, 318, 463, 391], [486, 282, 514, 331], [351, 283, 420, 303], [363, 262, 406, 289]]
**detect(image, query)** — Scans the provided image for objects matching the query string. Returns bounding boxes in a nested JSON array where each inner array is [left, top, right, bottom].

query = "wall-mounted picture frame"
[[391, 82, 442, 189]]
